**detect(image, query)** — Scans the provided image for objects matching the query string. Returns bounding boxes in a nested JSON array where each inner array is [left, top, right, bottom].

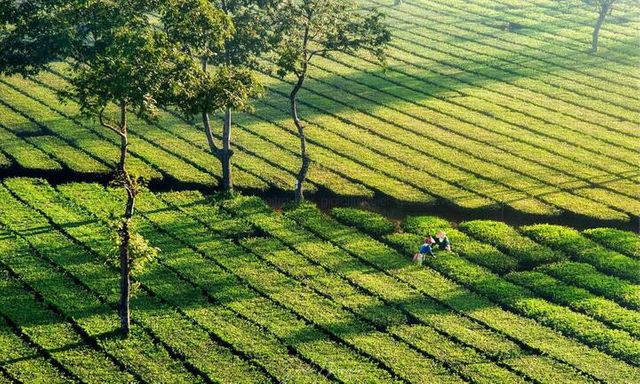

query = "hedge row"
[[402, 216, 519, 274], [0, 83, 112, 175], [0, 283, 76, 384], [380, 0, 639, 125], [384, 232, 640, 366], [0, 78, 162, 180], [113, 187, 415, 384], [332, 23, 633, 164], [292, 35, 637, 216], [257, 92, 445, 204], [506, 271, 640, 337], [402, 216, 640, 332], [136, 193, 463, 384], [321, 43, 640, 214], [1, 179, 267, 384], [537, 262, 640, 311], [171, 196, 537, 383], [521, 224, 640, 283], [584, 227, 640, 260], [0, 227, 138, 383], [330, 208, 396, 236], [82, 185, 401, 384], [227, 199, 589, 383], [312, 37, 639, 195], [459, 220, 566, 268], [16, 179, 337, 384], [408, 0, 638, 89], [263, 70, 576, 216], [281, 204, 631, 383], [0, 272, 134, 384]]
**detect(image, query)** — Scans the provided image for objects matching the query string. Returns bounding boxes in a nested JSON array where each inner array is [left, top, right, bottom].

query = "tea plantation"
[[1, 0, 639, 382], [0, 0, 638, 223], [1, 177, 639, 383]]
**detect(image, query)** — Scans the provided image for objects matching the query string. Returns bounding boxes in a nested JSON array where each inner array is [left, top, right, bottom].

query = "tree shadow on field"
[[1, 27, 638, 229]]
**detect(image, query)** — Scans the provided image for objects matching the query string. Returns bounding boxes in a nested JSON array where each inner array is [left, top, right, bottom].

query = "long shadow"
[[381, 0, 640, 103], [384, 20, 640, 120], [309, 35, 640, 151], [18, 63, 640, 216], [28, 72, 335, 196], [400, 0, 640, 71], [2, 57, 637, 227], [296, 59, 640, 198], [482, 0, 640, 49], [164, 202, 538, 381], [2, 162, 637, 232], [256, 73, 636, 222], [224, 203, 609, 381]]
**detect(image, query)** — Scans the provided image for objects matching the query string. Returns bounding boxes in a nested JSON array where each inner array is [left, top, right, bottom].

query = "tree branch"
[[308, 48, 333, 61], [99, 106, 126, 138]]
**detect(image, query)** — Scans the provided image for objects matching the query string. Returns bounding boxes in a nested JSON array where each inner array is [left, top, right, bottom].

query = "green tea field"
[[1, 0, 639, 382], [1, 177, 639, 383], [1, 0, 638, 223]]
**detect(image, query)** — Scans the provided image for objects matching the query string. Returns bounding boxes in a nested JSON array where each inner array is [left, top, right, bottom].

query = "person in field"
[[433, 231, 452, 252], [413, 236, 435, 266]]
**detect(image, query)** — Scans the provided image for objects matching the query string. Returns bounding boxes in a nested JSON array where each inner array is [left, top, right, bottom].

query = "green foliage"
[[385, 230, 640, 366], [3, 181, 640, 383], [0, 0, 156, 75], [459, 220, 566, 268], [331, 207, 395, 236], [69, 27, 190, 123], [170, 65, 263, 118], [521, 224, 640, 283], [538, 261, 640, 310], [0, 0, 638, 222], [584, 227, 640, 259], [403, 216, 451, 234], [160, 0, 232, 60], [273, 0, 391, 78], [506, 270, 640, 337], [160, 0, 269, 117]]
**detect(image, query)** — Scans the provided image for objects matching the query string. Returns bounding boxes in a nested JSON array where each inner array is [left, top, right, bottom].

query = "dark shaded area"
[[0, 164, 636, 233]]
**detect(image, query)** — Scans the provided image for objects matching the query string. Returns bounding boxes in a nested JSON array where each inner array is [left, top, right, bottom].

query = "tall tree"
[[72, 25, 191, 335], [162, 0, 277, 192], [0, 0, 186, 335], [273, 0, 390, 201]]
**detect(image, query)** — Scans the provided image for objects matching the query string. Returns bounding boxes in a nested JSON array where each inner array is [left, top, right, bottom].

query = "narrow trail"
[[1, 167, 637, 232]]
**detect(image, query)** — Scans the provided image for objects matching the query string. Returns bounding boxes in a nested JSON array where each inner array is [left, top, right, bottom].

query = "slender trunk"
[[218, 2, 235, 194], [202, 110, 218, 155], [201, 58, 218, 157], [290, 73, 308, 202], [200, 57, 233, 192], [118, 102, 128, 172], [116, 100, 133, 336], [118, 196, 133, 336], [592, 9, 608, 53], [220, 107, 234, 193]]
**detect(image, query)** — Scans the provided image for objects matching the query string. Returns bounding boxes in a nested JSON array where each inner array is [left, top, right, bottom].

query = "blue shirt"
[[419, 244, 433, 254]]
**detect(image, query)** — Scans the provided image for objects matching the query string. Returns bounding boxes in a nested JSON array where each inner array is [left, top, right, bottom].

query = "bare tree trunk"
[[592, 12, 606, 52], [592, 2, 614, 53], [118, 194, 133, 336], [201, 59, 219, 160], [200, 58, 234, 192], [116, 100, 133, 337], [290, 73, 308, 202], [220, 107, 234, 193], [118, 106, 128, 171]]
